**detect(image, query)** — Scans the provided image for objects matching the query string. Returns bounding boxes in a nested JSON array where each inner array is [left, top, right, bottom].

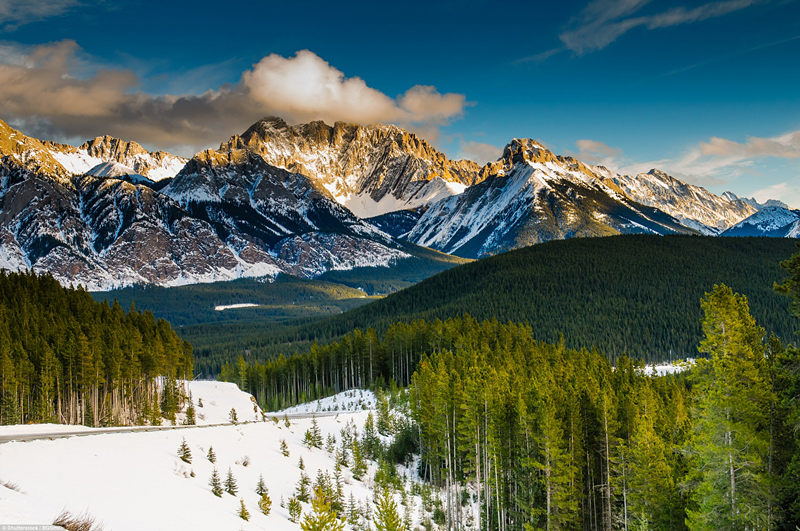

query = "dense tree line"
[[204, 236, 797, 375], [0, 272, 193, 426], [224, 242, 800, 529]]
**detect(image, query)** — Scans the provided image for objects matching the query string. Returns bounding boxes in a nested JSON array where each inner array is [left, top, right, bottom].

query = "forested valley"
[[0, 272, 193, 426], [199, 235, 796, 376], [223, 243, 800, 529]]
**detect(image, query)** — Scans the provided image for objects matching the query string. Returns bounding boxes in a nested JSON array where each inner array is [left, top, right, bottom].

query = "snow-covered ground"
[[214, 303, 260, 311], [183, 380, 264, 425], [641, 358, 694, 376], [0, 385, 424, 530], [272, 389, 377, 415]]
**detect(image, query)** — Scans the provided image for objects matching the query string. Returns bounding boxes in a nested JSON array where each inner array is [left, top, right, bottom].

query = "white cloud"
[[0, 43, 468, 155]]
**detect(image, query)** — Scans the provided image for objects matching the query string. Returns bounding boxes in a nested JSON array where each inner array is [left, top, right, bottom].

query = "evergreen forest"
[[223, 242, 800, 530], [203, 235, 797, 375], [0, 272, 193, 426]]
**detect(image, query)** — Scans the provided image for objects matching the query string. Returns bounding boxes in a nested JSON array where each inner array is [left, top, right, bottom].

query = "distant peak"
[[500, 138, 555, 166]]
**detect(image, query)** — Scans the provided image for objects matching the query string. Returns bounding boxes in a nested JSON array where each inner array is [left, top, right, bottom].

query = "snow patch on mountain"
[[49, 150, 104, 175]]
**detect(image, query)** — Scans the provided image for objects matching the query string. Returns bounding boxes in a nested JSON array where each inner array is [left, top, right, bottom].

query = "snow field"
[[0, 385, 427, 530]]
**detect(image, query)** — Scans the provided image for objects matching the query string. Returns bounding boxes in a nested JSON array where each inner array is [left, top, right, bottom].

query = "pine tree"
[[280, 439, 290, 457], [296, 471, 311, 503], [351, 439, 367, 480], [373, 489, 405, 531], [229, 408, 238, 424], [178, 438, 192, 464], [299, 456, 305, 470], [225, 467, 238, 496], [207, 446, 216, 463], [304, 428, 317, 448], [346, 493, 359, 526], [301, 486, 345, 531], [311, 418, 323, 448], [256, 473, 267, 496], [258, 491, 272, 516], [185, 396, 196, 425], [687, 284, 773, 530], [209, 468, 223, 497], [326, 434, 336, 454], [238, 498, 250, 521], [288, 496, 302, 523]]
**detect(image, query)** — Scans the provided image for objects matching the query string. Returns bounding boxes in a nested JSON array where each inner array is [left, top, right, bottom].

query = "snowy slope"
[[0, 387, 427, 531], [272, 390, 377, 415], [184, 380, 264, 425], [406, 139, 697, 258], [721, 206, 800, 237]]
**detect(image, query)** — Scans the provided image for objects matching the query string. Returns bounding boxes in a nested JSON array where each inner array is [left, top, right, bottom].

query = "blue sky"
[[1, 0, 799, 205]]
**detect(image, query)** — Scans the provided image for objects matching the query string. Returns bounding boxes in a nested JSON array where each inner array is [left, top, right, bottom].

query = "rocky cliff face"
[[219, 117, 482, 217], [0, 115, 786, 288], [0, 119, 407, 290], [607, 168, 756, 234]]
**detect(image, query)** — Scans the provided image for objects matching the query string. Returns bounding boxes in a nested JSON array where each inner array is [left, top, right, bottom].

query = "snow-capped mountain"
[[606, 168, 756, 234], [721, 191, 789, 211], [722, 206, 800, 237], [403, 139, 698, 257], [45, 135, 187, 181], [0, 119, 408, 289], [163, 147, 408, 278], [219, 117, 481, 218], [0, 114, 791, 288]]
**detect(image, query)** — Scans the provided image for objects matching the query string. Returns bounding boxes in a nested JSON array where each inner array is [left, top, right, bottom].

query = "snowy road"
[[0, 411, 340, 444]]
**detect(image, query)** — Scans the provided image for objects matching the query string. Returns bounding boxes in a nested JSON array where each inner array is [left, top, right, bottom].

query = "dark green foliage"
[[93, 249, 466, 377], [256, 474, 267, 496], [314, 235, 798, 364], [386, 422, 419, 465], [207, 446, 216, 463], [0, 271, 192, 426]]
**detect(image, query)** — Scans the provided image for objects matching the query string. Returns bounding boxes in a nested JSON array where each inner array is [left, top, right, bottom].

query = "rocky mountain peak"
[[218, 117, 482, 217]]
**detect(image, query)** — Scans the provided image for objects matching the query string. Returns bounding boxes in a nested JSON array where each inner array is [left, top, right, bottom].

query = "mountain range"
[[0, 116, 794, 289]]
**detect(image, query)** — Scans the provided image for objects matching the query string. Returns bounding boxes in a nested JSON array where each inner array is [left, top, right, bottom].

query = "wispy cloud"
[[0, 0, 87, 30], [537, 0, 762, 56], [572, 133, 800, 203], [0, 42, 468, 155]]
